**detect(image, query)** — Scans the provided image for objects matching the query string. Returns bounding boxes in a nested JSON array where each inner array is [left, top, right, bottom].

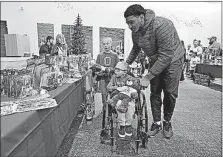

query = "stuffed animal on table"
[[107, 77, 140, 113]]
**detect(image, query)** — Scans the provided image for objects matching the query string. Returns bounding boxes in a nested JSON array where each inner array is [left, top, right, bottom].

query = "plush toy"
[[107, 77, 140, 113], [89, 63, 114, 82]]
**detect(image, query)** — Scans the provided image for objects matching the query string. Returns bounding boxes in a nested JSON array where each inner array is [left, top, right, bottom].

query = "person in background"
[[116, 45, 124, 61], [51, 34, 68, 66], [51, 34, 67, 56], [187, 44, 191, 51], [96, 37, 119, 106], [39, 36, 54, 58], [192, 39, 203, 59], [180, 41, 186, 81], [198, 40, 203, 47], [206, 36, 222, 56], [124, 4, 185, 139], [185, 44, 192, 74], [39, 37, 46, 47], [189, 52, 200, 80]]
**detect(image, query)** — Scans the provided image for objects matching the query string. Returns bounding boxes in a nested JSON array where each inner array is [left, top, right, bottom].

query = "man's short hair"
[[46, 36, 53, 42], [124, 4, 146, 18], [102, 37, 112, 44]]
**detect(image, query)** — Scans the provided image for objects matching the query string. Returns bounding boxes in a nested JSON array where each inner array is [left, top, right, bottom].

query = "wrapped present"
[[45, 54, 56, 65], [1, 70, 5, 95], [35, 57, 46, 65], [26, 58, 36, 67], [6, 70, 13, 97], [1, 101, 18, 116], [1, 97, 58, 116], [16, 97, 58, 113], [40, 66, 57, 90], [79, 54, 90, 74], [13, 75, 25, 98], [2, 70, 9, 95], [34, 64, 51, 87], [13, 71, 36, 98], [67, 55, 79, 72], [55, 71, 64, 86]]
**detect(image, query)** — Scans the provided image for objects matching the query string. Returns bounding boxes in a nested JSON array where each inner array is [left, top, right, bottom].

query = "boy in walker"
[[107, 62, 140, 138]]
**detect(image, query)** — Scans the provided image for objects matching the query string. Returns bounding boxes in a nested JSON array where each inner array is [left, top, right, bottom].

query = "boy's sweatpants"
[[116, 100, 135, 126]]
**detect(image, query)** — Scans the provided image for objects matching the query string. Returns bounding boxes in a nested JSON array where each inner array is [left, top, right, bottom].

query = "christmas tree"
[[70, 14, 87, 55]]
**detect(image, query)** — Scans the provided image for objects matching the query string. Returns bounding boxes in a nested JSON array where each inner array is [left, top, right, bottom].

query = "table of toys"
[[1, 54, 91, 157], [193, 54, 222, 86]]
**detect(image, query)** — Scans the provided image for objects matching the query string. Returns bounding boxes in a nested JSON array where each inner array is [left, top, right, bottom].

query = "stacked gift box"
[[193, 73, 211, 86], [0, 68, 37, 98], [1, 54, 91, 99]]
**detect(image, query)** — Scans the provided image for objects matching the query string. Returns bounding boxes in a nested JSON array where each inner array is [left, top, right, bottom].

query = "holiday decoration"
[[70, 14, 87, 55], [162, 14, 202, 27], [55, 2, 74, 11]]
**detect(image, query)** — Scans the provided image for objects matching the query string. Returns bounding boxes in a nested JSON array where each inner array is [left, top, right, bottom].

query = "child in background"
[[189, 52, 200, 79], [107, 62, 139, 138]]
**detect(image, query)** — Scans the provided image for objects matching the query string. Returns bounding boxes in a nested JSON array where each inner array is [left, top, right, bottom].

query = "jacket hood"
[[140, 9, 156, 34]]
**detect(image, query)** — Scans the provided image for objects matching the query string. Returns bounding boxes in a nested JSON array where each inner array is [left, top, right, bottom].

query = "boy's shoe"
[[118, 126, 126, 138], [147, 122, 162, 138], [125, 125, 133, 137], [162, 121, 173, 139]]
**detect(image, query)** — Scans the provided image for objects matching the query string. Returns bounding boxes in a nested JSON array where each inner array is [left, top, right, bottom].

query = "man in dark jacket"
[[39, 36, 54, 58], [124, 4, 184, 139]]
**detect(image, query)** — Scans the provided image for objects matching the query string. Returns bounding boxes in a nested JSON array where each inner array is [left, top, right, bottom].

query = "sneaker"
[[147, 122, 162, 138], [118, 126, 125, 138], [162, 121, 173, 139], [125, 125, 133, 137]]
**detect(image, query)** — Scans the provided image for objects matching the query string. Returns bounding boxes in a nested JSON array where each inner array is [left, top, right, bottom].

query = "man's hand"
[[140, 76, 150, 87], [140, 72, 155, 87]]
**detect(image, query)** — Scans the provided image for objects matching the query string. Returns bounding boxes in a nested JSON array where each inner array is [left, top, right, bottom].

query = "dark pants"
[[140, 61, 145, 74], [180, 64, 185, 81], [150, 57, 183, 122], [185, 61, 190, 73], [99, 80, 109, 105]]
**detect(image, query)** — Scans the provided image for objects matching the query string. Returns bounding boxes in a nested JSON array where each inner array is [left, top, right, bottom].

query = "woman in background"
[[51, 34, 68, 66], [51, 34, 68, 56]]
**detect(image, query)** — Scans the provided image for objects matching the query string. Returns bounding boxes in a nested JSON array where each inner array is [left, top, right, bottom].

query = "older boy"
[[96, 37, 119, 105]]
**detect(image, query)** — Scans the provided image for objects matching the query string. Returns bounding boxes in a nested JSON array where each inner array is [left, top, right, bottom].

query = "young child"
[[189, 52, 200, 79], [107, 62, 139, 138]]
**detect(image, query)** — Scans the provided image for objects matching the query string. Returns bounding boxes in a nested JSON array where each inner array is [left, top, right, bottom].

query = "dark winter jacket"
[[126, 9, 185, 76], [39, 44, 52, 56]]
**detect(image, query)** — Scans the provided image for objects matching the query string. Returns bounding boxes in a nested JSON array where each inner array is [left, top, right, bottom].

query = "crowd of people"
[[39, 34, 68, 59], [181, 36, 222, 80]]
